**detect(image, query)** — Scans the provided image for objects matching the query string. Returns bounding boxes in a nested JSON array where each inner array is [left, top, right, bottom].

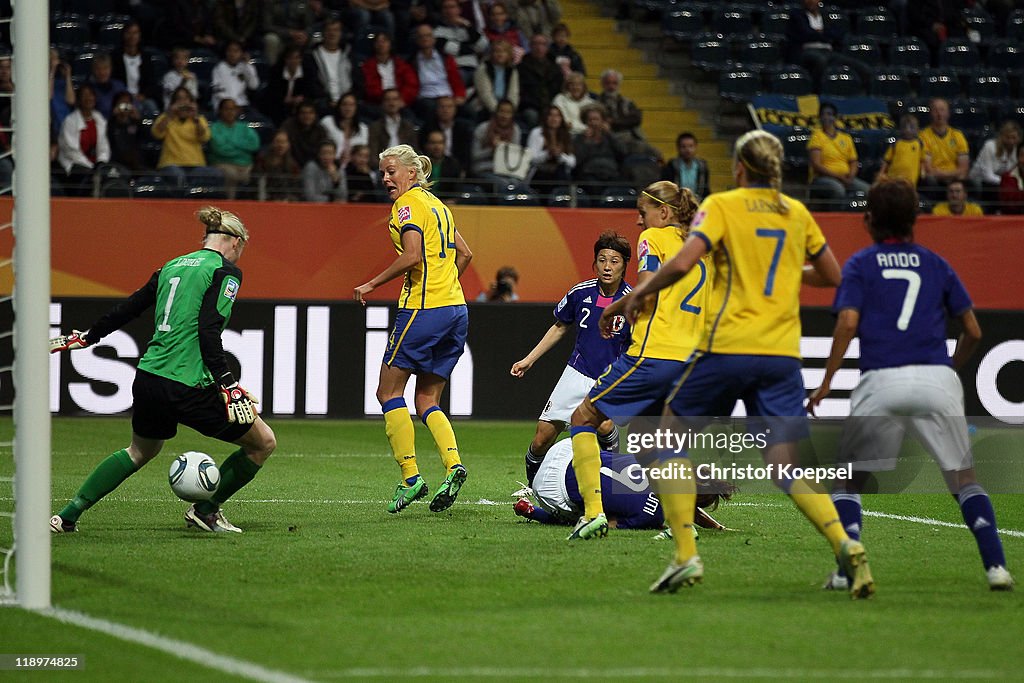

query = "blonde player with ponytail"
[[602, 130, 876, 598], [355, 144, 474, 514]]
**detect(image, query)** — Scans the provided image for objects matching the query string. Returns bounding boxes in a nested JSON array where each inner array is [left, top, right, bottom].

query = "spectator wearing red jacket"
[[409, 24, 467, 121], [360, 33, 419, 110], [484, 1, 527, 62], [998, 145, 1024, 214]]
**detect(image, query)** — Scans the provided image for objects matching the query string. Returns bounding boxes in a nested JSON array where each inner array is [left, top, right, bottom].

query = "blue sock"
[[830, 492, 862, 577], [832, 492, 862, 541], [958, 483, 1006, 570], [530, 507, 553, 524]]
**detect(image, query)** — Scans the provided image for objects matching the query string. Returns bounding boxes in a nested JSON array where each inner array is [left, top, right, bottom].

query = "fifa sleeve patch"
[[223, 277, 240, 301], [556, 295, 568, 312], [637, 239, 649, 261], [691, 210, 706, 229], [397, 205, 411, 223]]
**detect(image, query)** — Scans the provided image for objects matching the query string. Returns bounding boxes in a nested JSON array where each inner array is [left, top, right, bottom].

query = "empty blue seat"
[[690, 32, 731, 73], [768, 65, 813, 97], [918, 68, 962, 100], [718, 69, 762, 102], [937, 38, 979, 73], [662, 9, 705, 43], [821, 65, 864, 97]]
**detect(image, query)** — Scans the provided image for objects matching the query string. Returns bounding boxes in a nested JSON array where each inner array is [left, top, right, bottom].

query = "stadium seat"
[[854, 10, 897, 44], [735, 35, 782, 70], [143, 45, 169, 76], [130, 175, 174, 199], [950, 99, 990, 136], [967, 71, 1010, 105], [820, 65, 864, 97], [842, 35, 881, 65], [456, 184, 490, 205], [759, 10, 790, 38], [779, 126, 811, 178], [918, 69, 962, 100], [187, 48, 218, 83], [868, 70, 910, 103], [710, 9, 754, 38], [824, 7, 851, 36], [600, 186, 638, 206], [690, 32, 731, 73], [71, 47, 100, 84], [1010, 9, 1024, 40], [937, 38, 979, 74], [95, 21, 125, 49], [851, 129, 893, 181], [547, 186, 590, 208], [51, 18, 91, 47], [986, 39, 1024, 75], [889, 36, 930, 75], [718, 68, 762, 102], [499, 190, 541, 206], [962, 6, 996, 41], [767, 65, 814, 97], [662, 9, 705, 44], [900, 100, 931, 127]]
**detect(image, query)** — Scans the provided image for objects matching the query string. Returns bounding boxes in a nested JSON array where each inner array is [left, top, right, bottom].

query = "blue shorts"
[[667, 353, 809, 443], [384, 305, 468, 379], [588, 355, 688, 425]]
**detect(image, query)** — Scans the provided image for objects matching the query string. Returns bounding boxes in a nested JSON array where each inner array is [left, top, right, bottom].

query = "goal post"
[[10, 0, 52, 610]]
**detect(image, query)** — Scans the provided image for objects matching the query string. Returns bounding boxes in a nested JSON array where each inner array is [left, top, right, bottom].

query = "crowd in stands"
[[657, 0, 1024, 212], [17, 0, 682, 206]]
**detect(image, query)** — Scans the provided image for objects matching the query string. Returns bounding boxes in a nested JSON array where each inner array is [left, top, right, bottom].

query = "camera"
[[117, 102, 132, 113]]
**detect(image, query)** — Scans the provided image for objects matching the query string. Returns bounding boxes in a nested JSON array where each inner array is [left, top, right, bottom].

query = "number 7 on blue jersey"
[[755, 228, 786, 296]]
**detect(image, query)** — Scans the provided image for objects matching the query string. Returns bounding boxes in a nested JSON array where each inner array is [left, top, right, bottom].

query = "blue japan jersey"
[[833, 242, 972, 371], [554, 279, 631, 379], [566, 451, 664, 530]]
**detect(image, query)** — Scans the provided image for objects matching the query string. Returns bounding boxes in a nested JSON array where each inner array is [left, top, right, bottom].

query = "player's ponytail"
[[640, 180, 698, 238], [380, 144, 434, 191], [198, 206, 248, 242], [735, 129, 789, 215]]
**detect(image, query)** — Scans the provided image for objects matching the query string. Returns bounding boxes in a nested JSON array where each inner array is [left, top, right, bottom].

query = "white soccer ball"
[[168, 451, 221, 502]]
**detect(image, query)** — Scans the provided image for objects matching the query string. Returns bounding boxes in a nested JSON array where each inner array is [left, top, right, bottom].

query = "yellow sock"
[[788, 478, 847, 554], [383, 399, 418, 481], [570, 427, 603, 519], [657, 457, 698, 563], [423, 407, 461, 471]]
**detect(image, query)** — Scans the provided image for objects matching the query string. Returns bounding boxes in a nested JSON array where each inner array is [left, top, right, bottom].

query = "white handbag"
[[493, 142, 533, 180]]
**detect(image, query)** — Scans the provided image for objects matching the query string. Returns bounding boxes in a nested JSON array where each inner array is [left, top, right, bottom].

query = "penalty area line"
[[40, 607, 313, 683]]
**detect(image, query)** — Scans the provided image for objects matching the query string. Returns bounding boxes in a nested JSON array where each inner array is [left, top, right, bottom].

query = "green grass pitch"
[[1, 417, 1022, 681]]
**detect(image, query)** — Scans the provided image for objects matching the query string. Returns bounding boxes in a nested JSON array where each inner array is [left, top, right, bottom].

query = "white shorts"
[[538, 365, 597, 425], [839, 365, 972, 472], [532, 439, 579, 522]]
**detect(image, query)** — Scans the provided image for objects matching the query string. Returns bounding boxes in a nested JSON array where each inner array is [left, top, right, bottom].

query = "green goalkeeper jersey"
[[138, 249, 242, 387], [89, 248, 243, 389]]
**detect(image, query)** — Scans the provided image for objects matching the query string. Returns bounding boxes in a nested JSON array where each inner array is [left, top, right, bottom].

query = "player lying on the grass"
[[512, 438, 733, 533], [808, 177, 1014, 591], [49, 207, 275, 534], [565, 181, 712, 542], [510, 231, 633, 485], [354, 144, 473, 514], [603, 130, 875, 598]]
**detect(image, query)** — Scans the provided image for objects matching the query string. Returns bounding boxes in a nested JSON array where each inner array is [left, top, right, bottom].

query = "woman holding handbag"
[[470, 98, 528, 197]]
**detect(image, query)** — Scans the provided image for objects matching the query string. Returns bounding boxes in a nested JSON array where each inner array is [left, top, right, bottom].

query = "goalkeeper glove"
[[220, 383, 259, 425], [50, 330, 90, 353]]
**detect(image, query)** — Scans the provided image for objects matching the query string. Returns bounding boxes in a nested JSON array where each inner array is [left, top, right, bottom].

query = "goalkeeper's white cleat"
[[185, 505, 242, 533], [650, 556, 704, 593], [50, 514, 77, 533], [987, 566, 1014, 591]]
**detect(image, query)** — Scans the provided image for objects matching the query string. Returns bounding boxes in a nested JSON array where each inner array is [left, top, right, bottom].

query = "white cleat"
[[987, 565, 1014, 591]]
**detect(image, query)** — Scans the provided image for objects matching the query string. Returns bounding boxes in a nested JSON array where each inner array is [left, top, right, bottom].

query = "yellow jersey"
[[388, 185, 465, 309], [807, 128, 857, 180], [920, 126, 968, 173], [932, 201, 983, 216], [883, 138, 927, 186], [627, 225, 711, 362], [690, 187, 827, 359]]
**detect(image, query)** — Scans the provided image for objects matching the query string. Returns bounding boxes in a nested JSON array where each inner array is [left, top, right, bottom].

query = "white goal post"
[[5, 0, 53, 610]]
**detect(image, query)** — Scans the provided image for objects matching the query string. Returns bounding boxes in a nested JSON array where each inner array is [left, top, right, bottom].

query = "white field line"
[[40, 607, 314, 683], [310, 665, 1003, 679]]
